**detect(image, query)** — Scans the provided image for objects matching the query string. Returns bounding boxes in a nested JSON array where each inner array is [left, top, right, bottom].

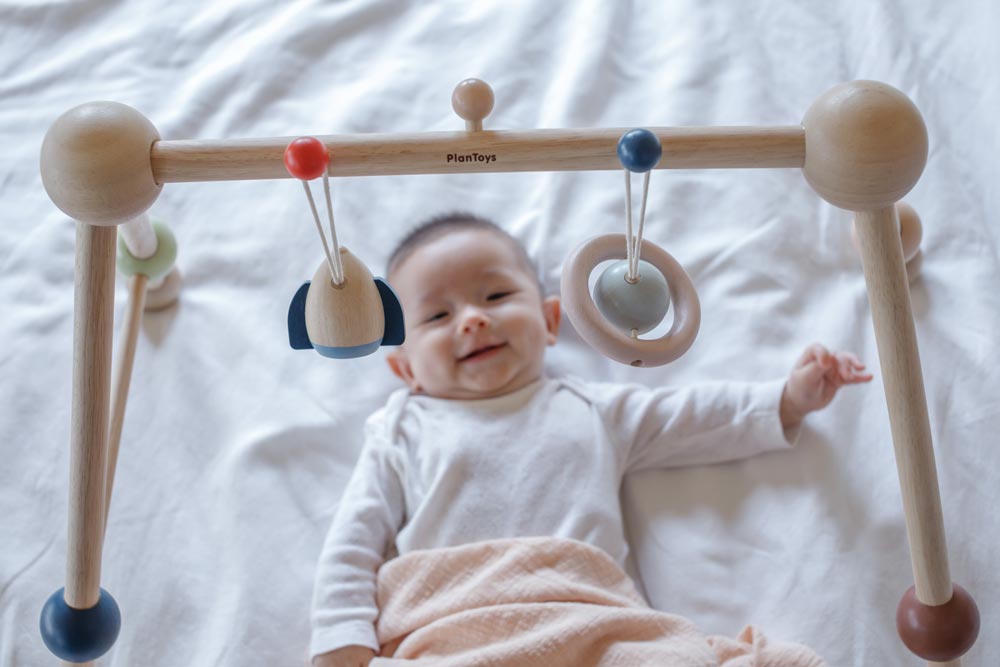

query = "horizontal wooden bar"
[[151, 126, 805, 183]]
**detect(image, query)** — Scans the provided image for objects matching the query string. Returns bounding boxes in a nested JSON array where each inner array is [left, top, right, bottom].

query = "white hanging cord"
[[321, 173, 345, 284], [624, 170, 635, 282], [302, 181, 343, 286], [632, 171, 651, 278], [624, 170, 652, 282]]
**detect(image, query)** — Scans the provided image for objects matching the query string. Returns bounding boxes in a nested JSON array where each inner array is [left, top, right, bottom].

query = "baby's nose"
[[460, 312, 488, 333]]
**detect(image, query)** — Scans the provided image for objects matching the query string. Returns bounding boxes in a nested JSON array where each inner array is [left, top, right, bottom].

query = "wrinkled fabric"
[[370, 537, 824, 667], [1, 1, 997, 666]]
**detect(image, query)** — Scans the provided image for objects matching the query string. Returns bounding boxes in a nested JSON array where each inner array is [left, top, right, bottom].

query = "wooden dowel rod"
[[104, 273, 148, 534], [118, 214, 157, 259], [150, 126, 805, 183], [66, 223, 117, 609], [854, 206, 953, 606]]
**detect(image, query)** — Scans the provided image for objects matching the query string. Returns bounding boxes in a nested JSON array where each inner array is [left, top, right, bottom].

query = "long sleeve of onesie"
[[309, 409, 406, 658], [584, 377, 801, 474]]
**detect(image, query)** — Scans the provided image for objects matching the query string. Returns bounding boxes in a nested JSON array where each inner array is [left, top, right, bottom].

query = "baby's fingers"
[[836, 353, 873, 382], [795, 343, 829, 369], [843, 351, 867, 369]]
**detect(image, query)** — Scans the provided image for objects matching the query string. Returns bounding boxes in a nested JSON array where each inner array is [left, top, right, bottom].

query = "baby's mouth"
[[459, 343, 507, 362]]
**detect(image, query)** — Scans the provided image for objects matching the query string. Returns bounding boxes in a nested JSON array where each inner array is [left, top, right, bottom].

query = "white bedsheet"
[[2, 1, 997, 665]]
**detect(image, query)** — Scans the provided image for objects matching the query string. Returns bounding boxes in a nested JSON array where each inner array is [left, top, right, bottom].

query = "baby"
[[310, 212, 871, 667]]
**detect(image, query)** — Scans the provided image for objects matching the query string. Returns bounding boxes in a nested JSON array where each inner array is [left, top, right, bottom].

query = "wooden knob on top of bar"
[[452, 79, 494, 130], [802, 80, 928, 211], [40, 101, 162, 226]]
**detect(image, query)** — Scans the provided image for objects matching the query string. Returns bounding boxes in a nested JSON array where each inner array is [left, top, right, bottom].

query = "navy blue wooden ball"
[[40, 587, 121, 662], [617, 129, 662, 173]]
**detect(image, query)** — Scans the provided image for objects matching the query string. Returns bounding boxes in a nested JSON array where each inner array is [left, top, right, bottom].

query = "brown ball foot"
[[896, 583, 979, 662]]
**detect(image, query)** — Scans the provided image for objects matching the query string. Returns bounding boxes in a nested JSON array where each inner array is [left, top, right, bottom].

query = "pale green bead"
[[116, 219, 177, 280], [593, 259, 670, 334]]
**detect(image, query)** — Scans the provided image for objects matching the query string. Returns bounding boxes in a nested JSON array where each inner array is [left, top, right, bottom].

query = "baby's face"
[[386, 229, 560, 400]]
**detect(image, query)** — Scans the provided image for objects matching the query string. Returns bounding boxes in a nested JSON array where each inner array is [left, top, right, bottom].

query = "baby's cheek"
[[520, 325, 551, 354]]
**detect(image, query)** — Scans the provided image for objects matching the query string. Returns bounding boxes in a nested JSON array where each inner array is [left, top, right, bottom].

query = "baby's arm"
[[310, 415, 406, 661], [780, 343, 872, 430], [588, 375, 798, 473], [586, 343, 870, 473]]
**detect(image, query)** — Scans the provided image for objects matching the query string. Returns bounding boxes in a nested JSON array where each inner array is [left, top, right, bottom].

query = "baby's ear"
[[386, 349, 419, 390], [542, 295, 561, 344]]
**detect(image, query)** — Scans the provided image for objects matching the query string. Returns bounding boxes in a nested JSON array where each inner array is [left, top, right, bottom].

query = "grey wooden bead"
[[593, 259, 670, 335]]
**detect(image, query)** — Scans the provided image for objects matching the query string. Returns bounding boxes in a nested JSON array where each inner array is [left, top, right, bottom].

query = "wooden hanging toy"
[[36, 78, 978, 665], [282, 136, 404, 358], [561, 127, 701, 367]]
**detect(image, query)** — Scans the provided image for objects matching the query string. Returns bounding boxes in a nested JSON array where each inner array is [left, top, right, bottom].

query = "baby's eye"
[[425, 311, 448, 323], [487, 291, 511, 301]]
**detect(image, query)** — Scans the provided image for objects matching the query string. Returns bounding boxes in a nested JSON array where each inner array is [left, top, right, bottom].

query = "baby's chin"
[[430, 383, 514, 401], [460, 372, 541, 400], [414, 373, 529, 401]]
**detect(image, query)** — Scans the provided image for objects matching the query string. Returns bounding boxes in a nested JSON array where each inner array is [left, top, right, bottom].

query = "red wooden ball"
[[283, 137, 329, 180], [896, 584, 979, 662]]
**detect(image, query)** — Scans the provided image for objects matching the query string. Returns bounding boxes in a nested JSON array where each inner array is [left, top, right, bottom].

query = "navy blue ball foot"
[[40, 587, 121, 663]]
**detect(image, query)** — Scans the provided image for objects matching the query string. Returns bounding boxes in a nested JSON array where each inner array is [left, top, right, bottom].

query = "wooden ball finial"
[[802, 81, 928, 211], [895, 201, 923, 261], [40, 101, 162, 226], [452, 79, 494, 131]]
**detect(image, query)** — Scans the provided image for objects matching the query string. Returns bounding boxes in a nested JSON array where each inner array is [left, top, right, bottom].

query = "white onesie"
[[310, 374, 799, 657]]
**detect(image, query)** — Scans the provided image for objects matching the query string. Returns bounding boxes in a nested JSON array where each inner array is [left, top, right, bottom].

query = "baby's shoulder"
[[362, 387, 412, 444]]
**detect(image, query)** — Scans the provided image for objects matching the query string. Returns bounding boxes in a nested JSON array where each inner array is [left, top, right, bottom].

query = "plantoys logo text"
[[446, 152, 497, 164]]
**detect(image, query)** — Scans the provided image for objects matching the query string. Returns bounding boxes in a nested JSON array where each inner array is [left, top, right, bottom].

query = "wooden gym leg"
[[65, 223, 116, 609], [854, 206, 963, 666]]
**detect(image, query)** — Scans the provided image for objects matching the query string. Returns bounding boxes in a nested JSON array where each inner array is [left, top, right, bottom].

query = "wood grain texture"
[[151, 126, 805, 182], [305, 248, 384, 349], [66, 224, 116, 609], [40, 102, 162, 226], [802, 81, 927, 210], [854, 206, 952, 606], [105, 274, 148, 531]]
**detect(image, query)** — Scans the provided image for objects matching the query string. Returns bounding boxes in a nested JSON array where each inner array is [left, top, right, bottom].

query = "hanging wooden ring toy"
[[560, 129, 700, 367]]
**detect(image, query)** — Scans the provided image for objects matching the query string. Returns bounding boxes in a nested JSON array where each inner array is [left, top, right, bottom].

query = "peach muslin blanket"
[[370, 537, 825, 666]]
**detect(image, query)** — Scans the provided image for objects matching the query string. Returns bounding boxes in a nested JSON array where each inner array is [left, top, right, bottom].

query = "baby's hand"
[[311, 645, 376, 667], [781, 343, 873, 427]]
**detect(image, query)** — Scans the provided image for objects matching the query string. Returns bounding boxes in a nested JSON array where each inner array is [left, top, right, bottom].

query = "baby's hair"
[[386, 212, 545, 296]]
